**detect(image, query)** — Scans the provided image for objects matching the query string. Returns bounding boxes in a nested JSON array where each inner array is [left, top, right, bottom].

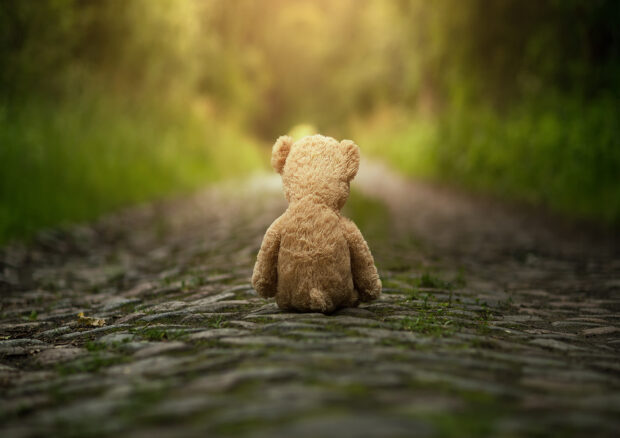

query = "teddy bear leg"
[[308, 288, 335, 314]]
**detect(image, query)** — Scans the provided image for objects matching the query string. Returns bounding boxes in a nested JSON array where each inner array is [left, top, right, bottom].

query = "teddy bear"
[[252, 134, 382, 313]]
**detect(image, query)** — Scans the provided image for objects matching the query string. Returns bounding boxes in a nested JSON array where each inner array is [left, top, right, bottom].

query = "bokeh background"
[[1, 0, 619, 244]]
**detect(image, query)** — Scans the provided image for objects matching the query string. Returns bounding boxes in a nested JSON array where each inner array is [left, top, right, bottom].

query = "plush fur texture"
[[252, 134, 381, 313]]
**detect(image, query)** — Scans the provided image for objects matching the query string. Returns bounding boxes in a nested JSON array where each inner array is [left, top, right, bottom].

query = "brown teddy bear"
[[252, 134, 382, 313]]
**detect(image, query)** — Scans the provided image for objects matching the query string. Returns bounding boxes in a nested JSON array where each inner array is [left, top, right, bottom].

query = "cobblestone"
[[0, 163, 618, 437]]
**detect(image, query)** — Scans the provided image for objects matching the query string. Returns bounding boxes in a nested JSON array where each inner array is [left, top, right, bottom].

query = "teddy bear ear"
[[340, 139, 360, 181], [271, 135, 293, 174]]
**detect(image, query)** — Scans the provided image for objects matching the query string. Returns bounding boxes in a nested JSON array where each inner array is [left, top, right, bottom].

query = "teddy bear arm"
[[341, 219, 381, 301], [252, 219, 282, 298]]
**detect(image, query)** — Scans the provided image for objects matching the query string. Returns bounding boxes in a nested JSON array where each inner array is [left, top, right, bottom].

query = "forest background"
[[1, 0, 618, 244]]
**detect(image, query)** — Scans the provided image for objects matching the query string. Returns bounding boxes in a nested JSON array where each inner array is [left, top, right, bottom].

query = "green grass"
[[356, 96, 620, 226], [417, 272, 450, 289], [0, 94, 266, 244]]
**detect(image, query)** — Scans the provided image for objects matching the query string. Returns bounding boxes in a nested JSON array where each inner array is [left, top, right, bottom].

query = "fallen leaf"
[[77, 312, 106, 327]]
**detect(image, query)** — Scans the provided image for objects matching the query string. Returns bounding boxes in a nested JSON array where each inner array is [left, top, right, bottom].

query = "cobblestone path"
[[1, 163, 618, 437]]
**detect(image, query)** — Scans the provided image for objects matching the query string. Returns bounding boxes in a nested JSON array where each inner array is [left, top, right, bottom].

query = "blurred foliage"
[[354, 0, 620, 225], [356, 96, 620, 224], [1, 0, 619, 242], [0, 0, 201, 99], [0, 94, 263, 243], [2, 0, 617, 137]]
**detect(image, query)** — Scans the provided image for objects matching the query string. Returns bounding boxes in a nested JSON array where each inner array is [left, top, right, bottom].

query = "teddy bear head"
[[271, 134, 360, 211]]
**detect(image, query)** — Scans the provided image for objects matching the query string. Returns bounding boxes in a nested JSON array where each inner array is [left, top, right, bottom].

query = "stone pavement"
[[1, 163, 618, 437]]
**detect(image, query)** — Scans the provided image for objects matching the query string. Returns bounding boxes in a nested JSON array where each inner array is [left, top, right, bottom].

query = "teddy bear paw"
[[360, 278, 382, 302]]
